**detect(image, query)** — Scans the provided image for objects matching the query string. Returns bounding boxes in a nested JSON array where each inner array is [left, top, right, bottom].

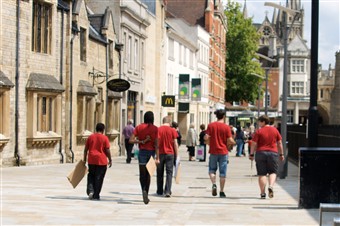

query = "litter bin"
[[299, 147, 340, 208]]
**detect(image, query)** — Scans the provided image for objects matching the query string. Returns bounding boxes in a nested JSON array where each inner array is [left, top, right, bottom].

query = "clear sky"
[[224, 0, 340, 69]]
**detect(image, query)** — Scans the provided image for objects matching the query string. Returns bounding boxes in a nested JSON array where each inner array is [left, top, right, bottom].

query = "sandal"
[[260, 193, 266, 199]]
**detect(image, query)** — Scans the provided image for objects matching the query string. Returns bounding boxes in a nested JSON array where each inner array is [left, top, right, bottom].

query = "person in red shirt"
[[156, 116, 178, 197], [129, 111, 159, 204], [249, 115, 284, 199], [204, 109, 235, 198], [83, 123, 112, 200]]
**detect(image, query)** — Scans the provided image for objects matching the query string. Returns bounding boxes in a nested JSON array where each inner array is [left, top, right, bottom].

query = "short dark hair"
[[259, 115, 270, 125], [214, 109, 226, 120], [144, 111, 154, 124], [200, 124, 205, 130], [171, 121, 178, 128], [96, 123, 105, 132]]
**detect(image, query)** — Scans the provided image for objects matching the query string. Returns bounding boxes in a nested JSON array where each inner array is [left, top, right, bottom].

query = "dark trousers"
[[87, 164, 107, 199], [124, 138, 134, 163], [187, 146, 195, 157], [156, 154, 175, 195]]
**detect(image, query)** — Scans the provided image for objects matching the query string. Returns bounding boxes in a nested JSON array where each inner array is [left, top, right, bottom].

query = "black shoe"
[[261, 193, 266, 199], [219, 192, 226, 198], [212, 184, 217, 196], [164, 193, 171, 198], [142, 190, 149, 204]]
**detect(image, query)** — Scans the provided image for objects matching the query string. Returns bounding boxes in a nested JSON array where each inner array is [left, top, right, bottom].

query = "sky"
[[223, 0, 340, 69]]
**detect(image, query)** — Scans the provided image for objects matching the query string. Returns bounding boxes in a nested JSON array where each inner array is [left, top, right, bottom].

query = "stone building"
[[166, 0, 228, 113], [330, 51, 340, 124], [318, 64, 335, 125], [0, 0, 120, 166], [252, 0, 311, 125]]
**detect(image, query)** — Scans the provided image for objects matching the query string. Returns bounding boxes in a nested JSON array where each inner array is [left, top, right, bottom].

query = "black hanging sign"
[[107, 78, 130, 92]]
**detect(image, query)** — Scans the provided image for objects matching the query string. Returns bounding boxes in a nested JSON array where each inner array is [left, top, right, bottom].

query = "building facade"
[[0, 0, 121, 166]]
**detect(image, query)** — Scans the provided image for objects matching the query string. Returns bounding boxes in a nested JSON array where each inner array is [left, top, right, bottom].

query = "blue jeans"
[[236, 139, 244, 156], [208, 154, 228, 177]]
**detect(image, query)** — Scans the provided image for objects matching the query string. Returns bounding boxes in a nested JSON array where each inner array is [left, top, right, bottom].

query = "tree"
[[224, 0, 264, 103]]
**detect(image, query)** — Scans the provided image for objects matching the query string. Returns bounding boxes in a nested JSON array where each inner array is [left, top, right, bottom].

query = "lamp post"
[[264, 1, 300, 179], [256, 53, 276, 115]]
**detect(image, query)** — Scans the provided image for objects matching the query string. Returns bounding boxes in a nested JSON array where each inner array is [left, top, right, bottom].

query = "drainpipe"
[[58, 9, 65, 164], [69, 34, 76, 163], [14, 0, 20, 166], [105, 41, 109, 134]]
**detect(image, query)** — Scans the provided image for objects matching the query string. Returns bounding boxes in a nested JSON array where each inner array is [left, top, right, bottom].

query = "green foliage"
[[224, 0, 264, 103]]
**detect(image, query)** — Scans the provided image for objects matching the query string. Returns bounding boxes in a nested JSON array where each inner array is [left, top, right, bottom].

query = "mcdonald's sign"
[[161, 95, 175, 107]]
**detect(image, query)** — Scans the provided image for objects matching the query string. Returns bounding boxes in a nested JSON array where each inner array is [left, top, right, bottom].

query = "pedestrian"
[[171, 121, 182, 147], [122, 119, 135, 163], [199, 124, 207, 162], [235, 125, 245, 157], [129, 111, 159, 205], [156, 116, 179, 197], [186, 123, 198, 161], [249, 115, 284, 199], [83, 123, 112, 200], [204, 109, 235, 198], [228, 125, 236, 152]]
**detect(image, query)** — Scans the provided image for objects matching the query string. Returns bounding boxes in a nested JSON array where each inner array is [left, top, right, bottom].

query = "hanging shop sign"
[[107, 78, 130, 92]]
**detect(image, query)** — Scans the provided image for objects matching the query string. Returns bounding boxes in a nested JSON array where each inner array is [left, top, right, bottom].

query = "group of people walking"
[[82, 110, 285, 204]]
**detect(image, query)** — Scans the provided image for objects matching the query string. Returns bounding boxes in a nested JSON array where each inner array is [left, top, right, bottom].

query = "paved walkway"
[[1, 145, 336, 225]]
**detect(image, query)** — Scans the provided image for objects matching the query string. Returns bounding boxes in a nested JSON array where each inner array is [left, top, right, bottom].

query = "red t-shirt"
[[133, 123, 158, 151], [206, 121, 232, 155], [158, 125, 178, 155], [253, 126, 282, 153], [86, 133, 110, 165]]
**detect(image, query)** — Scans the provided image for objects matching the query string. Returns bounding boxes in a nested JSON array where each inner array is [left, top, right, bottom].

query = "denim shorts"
[[208, 154, 228, 177], [138, 149, 156, 165], [255, 151, 279, 175]]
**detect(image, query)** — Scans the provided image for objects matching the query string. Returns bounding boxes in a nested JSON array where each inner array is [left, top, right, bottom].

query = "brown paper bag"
[[146, 156, 156, 177], [67, 160, 88, 188]]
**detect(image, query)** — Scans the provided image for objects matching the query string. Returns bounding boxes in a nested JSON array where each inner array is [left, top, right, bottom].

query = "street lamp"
[[264, 1, 301, 179], [256, 53, 276, 115]]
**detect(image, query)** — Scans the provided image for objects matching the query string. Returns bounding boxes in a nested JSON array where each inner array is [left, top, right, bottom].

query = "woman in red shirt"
[[129, 111, 159, 205], [249, 115, 284, 199]]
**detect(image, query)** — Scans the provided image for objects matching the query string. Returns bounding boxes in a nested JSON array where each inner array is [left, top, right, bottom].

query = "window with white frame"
[[128, 36, 132, 70], [179, 44, 182, 64], [168, 38, 174, 60], [189, 50, 194, 68], [287, 110, 293, 123], [134, 39, 139, 71], [291, 59, 305, 73], [80, 27, 87, 62], [167, 73, 174, 95], [0, 88, 12, 143], [291, 81, 304, 94], [32, 0, 52, 54]]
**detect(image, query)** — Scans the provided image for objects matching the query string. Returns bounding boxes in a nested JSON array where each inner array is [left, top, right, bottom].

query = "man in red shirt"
[[83, 123, 112, 200], [204, 109, 235, 198], [249, 115, 284, 199], [156, 116, 179, 197]]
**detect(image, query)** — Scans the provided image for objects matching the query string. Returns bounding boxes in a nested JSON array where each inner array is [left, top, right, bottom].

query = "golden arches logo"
[[165, 98, 173, 105]]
